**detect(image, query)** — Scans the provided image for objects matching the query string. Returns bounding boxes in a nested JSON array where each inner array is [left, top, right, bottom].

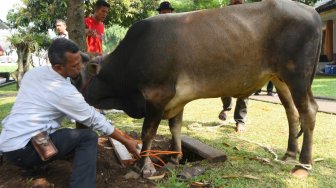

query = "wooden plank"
[[181, 135, 227, 162], [108, 137, 142, 167]]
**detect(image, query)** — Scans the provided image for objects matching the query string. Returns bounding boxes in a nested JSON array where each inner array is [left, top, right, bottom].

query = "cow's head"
[[71, 52, 103, 99]]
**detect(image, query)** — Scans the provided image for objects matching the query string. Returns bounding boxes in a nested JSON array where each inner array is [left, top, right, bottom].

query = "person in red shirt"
[[0, 44, 4, 56], [85, 0, 110, 56]]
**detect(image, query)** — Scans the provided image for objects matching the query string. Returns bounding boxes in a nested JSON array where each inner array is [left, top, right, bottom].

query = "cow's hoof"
[[291, 167, 308, 178], [142, 157, 157, 178]]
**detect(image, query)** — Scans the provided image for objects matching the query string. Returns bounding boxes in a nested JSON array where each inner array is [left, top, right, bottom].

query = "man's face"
[[159, 9, 173, 14], [95, 6, 109, 22], [57, 52, 82, 79], [55, 22, 66, 34]]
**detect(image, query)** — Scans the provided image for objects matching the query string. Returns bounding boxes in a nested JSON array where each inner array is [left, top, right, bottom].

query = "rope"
[[194, 126, 312, 171], [233, 136, 312, 170], [115, 129, 182, 168], [140, 150, 182, 168]]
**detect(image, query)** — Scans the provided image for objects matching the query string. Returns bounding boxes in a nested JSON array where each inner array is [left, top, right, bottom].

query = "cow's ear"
[[87, 63, 101, 76]]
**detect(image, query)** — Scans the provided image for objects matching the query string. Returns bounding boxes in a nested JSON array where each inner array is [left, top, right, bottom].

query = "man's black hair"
[[95, 0, 110, 10], [48, 38, 80, 66]]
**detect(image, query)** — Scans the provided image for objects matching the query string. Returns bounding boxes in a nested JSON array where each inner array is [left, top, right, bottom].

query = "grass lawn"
[[0, 65, 17, 73], [0, 79, 335, 187], [312, 75, 336, 99]]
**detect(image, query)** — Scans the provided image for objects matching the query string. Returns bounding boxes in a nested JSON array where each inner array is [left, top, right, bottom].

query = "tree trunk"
[[14, 44, 31, 89], [66, 0, 86, 51]]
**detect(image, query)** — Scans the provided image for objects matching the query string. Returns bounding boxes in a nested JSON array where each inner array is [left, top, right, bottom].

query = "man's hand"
[[85, 29, 97, 37], [124, 139, 141, 160], [109, 129, 141, 160]]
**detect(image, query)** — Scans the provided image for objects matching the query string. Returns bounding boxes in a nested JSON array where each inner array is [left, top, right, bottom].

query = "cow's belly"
[[163, 71, 271, 119]]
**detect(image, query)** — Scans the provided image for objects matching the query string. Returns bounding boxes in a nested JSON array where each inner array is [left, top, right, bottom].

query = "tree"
[[7, 28, 50, 88], [67, 0, 86, 51], [6, 1, 53, 88]]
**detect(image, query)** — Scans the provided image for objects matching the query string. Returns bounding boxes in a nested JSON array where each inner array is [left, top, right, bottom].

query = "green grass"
[[312, 75, 336, 99], [113, 99, 336, 188], [0, 65, 17, 73], [0, 84, 17, 95], [1, 79, 335, 187], [258, 75, 336, 99]]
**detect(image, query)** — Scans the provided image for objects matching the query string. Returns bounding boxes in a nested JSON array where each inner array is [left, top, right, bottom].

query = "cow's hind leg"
[[290, 87, 318, 177], [166, 109, 184, 167], [272, 78, 300, 161], [274, 74, 318, 177]]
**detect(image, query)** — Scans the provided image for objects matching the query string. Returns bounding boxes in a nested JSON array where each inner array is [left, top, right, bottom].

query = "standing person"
[[55, 19, 69, 39], [218, 0, 247, 133], [0, 38, 140, 188], [156, 1, 174, 14], [0, 44, 4, 56], [254, 81, 275, 96], [85, 0, 110, 56]]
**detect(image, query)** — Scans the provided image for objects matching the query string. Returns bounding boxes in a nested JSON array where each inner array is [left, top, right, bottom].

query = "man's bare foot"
[[235, 123, 245, 132]]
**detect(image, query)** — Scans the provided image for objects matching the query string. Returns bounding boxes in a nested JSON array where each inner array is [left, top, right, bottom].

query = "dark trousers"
[[221, 97, 248, 124], [3, 128, 98, 188], [256, 81, 273, 93]]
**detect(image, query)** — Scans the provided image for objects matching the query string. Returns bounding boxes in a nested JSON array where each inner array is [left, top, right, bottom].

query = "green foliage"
[[297, 0, 318, 6], [7, 0, 67, 33], [84, 0, 156, 28], [170, 0, 228, 12], [8, 27, 51, 52], [103, 24, 128, 53]]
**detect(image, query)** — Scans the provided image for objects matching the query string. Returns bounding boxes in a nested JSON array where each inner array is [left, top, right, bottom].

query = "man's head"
[[55, 19, 67, 35], [93, 0, 110, 22], [157, 1, 174, 14], [48, 38, 82, 79], [230, 0, 244, 5]]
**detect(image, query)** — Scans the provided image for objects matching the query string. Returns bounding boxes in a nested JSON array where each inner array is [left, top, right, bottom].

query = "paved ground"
[[250, 93, 336, 115]]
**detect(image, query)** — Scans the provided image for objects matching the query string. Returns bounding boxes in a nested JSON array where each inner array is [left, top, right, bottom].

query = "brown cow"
[[75, 0, 322, 177]]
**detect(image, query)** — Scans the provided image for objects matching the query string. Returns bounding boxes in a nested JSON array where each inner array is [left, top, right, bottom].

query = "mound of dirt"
[[0, 133, 171, 188]]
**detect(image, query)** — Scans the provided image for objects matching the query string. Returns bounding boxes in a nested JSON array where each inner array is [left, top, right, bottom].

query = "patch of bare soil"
[[0, 132, 172, 188]]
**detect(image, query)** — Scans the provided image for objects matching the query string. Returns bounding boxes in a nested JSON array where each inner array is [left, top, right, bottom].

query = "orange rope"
[[140, 150, 182, 168], [115, 128, 182, 168]]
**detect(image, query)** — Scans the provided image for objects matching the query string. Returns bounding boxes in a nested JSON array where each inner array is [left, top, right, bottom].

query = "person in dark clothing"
[[254, 81, 275, 96], [218, 0, 247, 132]]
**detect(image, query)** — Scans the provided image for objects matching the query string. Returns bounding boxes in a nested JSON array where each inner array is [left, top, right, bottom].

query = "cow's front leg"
[[166, 110, 184, 167], [132, 103, 163, 177]]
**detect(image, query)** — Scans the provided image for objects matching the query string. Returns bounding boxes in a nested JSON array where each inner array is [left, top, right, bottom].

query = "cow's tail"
[[309, 30, 322, 86]]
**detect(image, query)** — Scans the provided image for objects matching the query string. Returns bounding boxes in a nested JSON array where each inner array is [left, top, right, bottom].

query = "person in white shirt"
[[0, 38, 140, 188], [55, 19, 69, 39]]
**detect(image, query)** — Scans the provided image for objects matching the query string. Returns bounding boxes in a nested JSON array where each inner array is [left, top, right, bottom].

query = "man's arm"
[[57, 91, 140, 159]]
